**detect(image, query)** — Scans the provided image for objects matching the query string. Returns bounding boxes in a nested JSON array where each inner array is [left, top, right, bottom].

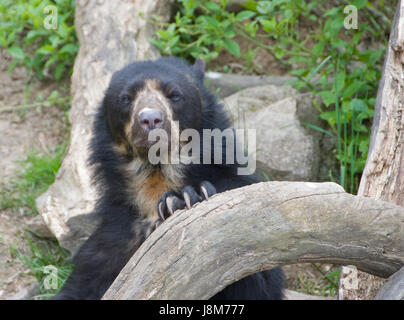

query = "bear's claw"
[[156, 181, 216, 221]]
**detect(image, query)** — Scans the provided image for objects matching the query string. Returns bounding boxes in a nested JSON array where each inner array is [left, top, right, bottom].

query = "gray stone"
[[223, 85, 323, 181], [25, 215, 54, 238], [206, 72, 295, 98], [284, 289, 334, 300], [6, 284, 37, 300]]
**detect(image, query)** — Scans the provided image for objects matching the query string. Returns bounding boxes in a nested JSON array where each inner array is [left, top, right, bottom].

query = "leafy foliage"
[[151, 0, 245, 61], [152, 0, 394, 193], [0, 0, 78, 81]]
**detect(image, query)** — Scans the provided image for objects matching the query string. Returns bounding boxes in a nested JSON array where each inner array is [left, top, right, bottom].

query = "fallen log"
[[103, 181, 404, 300]]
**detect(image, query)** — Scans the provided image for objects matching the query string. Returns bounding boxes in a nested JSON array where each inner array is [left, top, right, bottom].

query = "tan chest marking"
[[134, 170, 170, 221]]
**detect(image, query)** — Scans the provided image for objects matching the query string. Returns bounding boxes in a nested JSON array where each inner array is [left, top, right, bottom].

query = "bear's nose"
[[138, 108, 164, 131]]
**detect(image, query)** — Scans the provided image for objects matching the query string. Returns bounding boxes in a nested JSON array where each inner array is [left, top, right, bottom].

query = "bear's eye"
[[170, 95, 181, 102], [168, 91, 182, 103], [119, 94, 132, 106]]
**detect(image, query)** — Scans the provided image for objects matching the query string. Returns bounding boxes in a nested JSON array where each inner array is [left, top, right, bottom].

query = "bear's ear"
[[193, 58, 206, 81]]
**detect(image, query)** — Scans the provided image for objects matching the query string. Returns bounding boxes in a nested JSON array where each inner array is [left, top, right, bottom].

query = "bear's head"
[[102, 57, 208, 160]]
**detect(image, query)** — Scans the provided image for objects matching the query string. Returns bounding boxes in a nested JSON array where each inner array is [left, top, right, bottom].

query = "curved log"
[[374, 267, 404, 300], [102, 181, 404, 300]]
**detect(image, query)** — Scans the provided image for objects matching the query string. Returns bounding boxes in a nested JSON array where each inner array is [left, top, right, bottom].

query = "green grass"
[[0, 144, 66, 216], [295, 264, 340, 297], [1, 143, 72, 298], [10, 234, 72, 299]]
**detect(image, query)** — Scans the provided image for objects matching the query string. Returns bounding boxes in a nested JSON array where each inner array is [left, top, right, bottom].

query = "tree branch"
[[102, 181, 404, 300]]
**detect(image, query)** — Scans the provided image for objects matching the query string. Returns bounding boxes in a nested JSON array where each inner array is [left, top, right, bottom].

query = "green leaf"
[[55, 63, 65, 81], [36, 45, 54, 55], [359, 139, 369, 154], [167, 35, 180, 48], [8, 45, 24, 59], [334, 71, 346, 93], [59, 43, 77, 55], [351, 99, 368, 113], [274, 47, 284, 59], [256, 1, 272, 14], [260, 19, 275, 32], [290, 68, 308, 77], [302, 122, 334, 136], [352, 0, 367, 9], [201, 15, 219, 28], [57, 24, 69, 38], [224, 28, 235, 38], [312, 42, 325, 56], [242, 1, 258, 11], [235, 10, 256, 21], [343, 81, 364, 99], [323, 7, 339, 17], [44, 55, 60, 69], [305, 55, 332, 82], [317, 91, 336, 107], [157, 30, 171, 40], [222, 39, 240, 57], [167, 23, 176, 35], [320, 111, 337, 126], [205, 2, 220, 11], [25, 30, 41, 42]]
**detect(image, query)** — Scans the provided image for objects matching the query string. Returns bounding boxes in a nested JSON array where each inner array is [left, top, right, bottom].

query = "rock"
[[223, 85, 323, 181], [25, 215, 54, 238], [36, 0, 172, 254], [206, 72, 295, 98], [284, 289, 334, 300], [6, 284, 38, 300], [338, 265, 385, 300]]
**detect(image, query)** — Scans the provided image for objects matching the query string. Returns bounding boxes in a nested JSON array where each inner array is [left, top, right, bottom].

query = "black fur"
[[54, 57, 284, 300]]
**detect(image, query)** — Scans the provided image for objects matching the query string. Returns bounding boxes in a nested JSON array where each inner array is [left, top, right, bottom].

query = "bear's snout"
[[138, 108, 164, 132]]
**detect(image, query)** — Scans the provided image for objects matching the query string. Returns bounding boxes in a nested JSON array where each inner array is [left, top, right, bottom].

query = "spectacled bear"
[[54, 57, 284, 300]]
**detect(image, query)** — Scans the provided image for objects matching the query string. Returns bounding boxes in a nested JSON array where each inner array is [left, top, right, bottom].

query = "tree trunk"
[[102, 181, 404, 300], [36, 0, 172, 253], [358, 0, 404, 203], [339, 0, 404, 300]]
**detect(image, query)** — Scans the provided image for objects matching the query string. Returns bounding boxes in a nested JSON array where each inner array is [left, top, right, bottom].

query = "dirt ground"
[[0, 50, 68, 299]]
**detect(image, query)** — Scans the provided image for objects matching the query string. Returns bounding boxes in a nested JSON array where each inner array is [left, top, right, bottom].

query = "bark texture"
[[358, 0, 404, 202]]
